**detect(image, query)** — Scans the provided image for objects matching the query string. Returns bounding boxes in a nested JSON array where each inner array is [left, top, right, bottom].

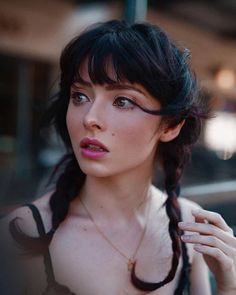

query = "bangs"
[[60, 21, 194, 109], [71, 28, 163, 88], [55, 20, 200, 147]]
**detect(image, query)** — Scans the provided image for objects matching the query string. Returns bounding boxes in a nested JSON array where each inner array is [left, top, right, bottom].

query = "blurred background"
[[0, 0, 235, 232]]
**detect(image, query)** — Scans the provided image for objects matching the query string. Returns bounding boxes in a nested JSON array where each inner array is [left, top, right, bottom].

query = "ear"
[[159, 120, 185, 142]]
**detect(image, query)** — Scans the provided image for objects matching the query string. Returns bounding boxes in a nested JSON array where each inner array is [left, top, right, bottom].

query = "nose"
[[83, 99, 106, 132]]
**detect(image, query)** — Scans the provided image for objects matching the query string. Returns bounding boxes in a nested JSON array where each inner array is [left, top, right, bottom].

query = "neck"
[[74, 168, 153, 222]]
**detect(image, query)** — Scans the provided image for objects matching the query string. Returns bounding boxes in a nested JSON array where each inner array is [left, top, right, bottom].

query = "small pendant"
[[127, 258, 134, 271]]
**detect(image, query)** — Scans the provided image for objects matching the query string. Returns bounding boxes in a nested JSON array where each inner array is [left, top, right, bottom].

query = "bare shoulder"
[[0, 192, 53, 240], [178, 197, 202, 222], [151, 185, 202, 223]]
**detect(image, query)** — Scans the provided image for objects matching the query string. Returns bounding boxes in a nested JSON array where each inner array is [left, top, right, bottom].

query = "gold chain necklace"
[[79, 193, 151, 272]]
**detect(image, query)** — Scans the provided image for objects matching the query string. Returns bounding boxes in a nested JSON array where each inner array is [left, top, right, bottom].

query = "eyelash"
[[70, 91, 137, 110], [113, 96, 136, 110], [71, 92, 89, 105]]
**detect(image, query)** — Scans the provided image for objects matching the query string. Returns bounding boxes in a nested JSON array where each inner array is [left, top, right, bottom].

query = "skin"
[[179, 208, 236, 295], [66, 60, 182, 220], [1, 61, 235, 295]]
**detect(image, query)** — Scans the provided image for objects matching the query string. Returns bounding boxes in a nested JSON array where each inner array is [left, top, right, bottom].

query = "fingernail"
[[194, 245, 203, 252], [181, 235, 189, 241], [178, 222, 186, 228]]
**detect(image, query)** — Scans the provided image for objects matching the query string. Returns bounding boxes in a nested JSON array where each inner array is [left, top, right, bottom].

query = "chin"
[[78, 160, 113, 178]]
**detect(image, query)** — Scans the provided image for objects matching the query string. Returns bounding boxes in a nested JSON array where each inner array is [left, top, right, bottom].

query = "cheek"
[[114, 116, 161, 149], [66, 107, 82, 141], [66, 111, 74, 139]]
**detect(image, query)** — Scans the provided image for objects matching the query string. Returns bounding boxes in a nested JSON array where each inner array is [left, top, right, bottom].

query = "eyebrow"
[[73, 81, 146, 96], [105, 84, 146, 96]]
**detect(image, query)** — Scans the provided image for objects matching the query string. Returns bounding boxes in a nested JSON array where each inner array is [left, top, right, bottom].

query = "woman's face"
[[66, 61, 164, 178]]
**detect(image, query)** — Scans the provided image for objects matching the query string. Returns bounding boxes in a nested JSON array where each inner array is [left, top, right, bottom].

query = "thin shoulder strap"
[[25, 204, 46, 237], [24, 204, 56, 285]]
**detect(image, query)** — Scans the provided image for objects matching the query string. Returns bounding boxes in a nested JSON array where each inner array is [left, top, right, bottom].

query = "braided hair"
[[10, 20, 210, 291]]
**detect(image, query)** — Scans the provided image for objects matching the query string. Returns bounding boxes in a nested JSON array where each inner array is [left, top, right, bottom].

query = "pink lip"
[[79, 137, 109, 159]]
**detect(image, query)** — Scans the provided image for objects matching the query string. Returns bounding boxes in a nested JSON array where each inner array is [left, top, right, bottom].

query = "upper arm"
[[0, 195, 52, 294], [0, 206, 37, 293], [0, 206, 38, 249], [0, 192, 53, 248]]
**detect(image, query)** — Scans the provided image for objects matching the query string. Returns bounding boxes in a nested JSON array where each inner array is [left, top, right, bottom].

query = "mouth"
[[80, 138, 109, 152]]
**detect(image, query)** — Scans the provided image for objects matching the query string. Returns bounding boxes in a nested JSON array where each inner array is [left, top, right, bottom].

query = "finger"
[[193, 244, 234, 271], [181, 234, 236, 257], [194, 214, 206, 224], [178, 221, 236, 246], [191, 208, 233, 234]]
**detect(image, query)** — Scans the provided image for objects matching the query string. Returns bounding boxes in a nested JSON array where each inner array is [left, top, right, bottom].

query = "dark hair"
[[10, 20, 210, 291]]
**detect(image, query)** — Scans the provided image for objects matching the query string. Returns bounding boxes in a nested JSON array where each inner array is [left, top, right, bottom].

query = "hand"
[[178, 208, 236, 294]]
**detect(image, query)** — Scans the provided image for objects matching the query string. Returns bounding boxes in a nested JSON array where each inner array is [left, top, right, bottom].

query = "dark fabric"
[[25, 204, 55, 285], [25, 204, 191, 295], [24, 204, 76, 295]]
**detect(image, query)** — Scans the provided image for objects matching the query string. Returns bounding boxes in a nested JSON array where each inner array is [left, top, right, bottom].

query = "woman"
[[1, 20, 236, 295]]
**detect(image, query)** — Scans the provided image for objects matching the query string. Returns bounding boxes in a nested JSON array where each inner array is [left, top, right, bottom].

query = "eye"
[[113, 97, 135, 109], [71, 91, 90, 105]]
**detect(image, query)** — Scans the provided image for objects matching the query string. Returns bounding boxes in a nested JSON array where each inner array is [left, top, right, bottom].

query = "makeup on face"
[[70, 81, 161, 113], [66, 61, 163, 179], [80, 137, 109, 159]]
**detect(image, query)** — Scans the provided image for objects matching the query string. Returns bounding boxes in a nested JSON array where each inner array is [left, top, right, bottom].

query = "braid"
[[159, 109, 204, 284], [130, 141, 185, 291], [9, 153, 86, 254], [8, 20, 211, 291], [50, 154, 86, 232], [131, 107, 206, 291], [162, 139, 188, 285]]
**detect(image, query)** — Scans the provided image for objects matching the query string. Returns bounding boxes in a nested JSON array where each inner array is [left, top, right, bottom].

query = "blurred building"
[[0, 0, 121, 207], [0, 0, 236, 230]]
